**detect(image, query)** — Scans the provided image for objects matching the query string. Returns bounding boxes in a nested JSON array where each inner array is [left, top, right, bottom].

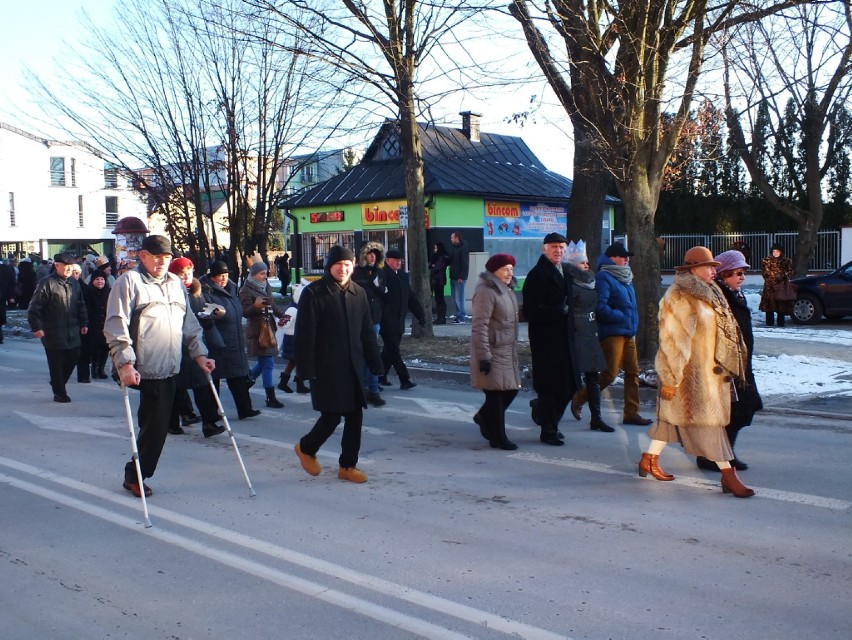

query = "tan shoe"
[[294, 443, 320, 476], [337, 467, 368, 483]]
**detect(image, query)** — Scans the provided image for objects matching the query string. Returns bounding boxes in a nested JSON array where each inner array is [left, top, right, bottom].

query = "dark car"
[[791, 261, 852, 324]]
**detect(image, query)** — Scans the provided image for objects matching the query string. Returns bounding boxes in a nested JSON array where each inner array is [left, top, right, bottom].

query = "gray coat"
[[27, 273, 88, 350], [470, 271, 521, 391], [566, 264, 608, 374], [199, 275, 250, 379]]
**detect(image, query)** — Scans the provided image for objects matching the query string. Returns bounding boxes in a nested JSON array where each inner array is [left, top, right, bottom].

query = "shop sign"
[[484, 200, 567, 238], [309, 210, 345, 223], [362, 200, 429, 228]]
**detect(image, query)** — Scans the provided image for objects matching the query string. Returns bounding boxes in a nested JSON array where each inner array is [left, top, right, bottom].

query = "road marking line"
[[0, 457, 569, 640], [509, 452, 851, 511]]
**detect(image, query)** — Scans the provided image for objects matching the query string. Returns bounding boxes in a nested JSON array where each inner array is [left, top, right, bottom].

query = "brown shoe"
[[294, 443, 321, 476], [721, 467, 755, 498], [623, 415, 653, 426], [123, 480, 153, 498], [570, 391, 583, 420], [638, 453, 674, 481], [338, 467, 368, 483]]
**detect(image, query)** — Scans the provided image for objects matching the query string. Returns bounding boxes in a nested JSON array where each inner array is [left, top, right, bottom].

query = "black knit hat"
[[90, 269, 109, 282], [324, 245, 355, 269], [208, 261, 230, 276]]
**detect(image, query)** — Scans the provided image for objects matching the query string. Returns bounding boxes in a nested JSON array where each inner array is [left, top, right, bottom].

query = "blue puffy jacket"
[[594, 255, 639, 339]]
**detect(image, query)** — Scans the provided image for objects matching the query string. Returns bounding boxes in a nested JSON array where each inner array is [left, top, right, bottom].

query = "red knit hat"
[[168, 256, 194, 274], [485, 253, 516, 273]]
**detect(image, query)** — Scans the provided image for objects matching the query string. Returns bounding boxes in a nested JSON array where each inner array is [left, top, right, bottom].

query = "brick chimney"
[[460, 111, 482, 142]]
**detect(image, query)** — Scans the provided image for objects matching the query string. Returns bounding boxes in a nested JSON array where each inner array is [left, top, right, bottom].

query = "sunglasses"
[[725, 270, 747, 277]]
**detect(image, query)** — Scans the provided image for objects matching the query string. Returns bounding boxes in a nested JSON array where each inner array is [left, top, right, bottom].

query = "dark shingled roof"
[[283, 121, 617, 208]]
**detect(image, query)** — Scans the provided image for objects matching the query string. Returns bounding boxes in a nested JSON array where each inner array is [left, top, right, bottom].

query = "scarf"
[[243, 275, 268, 297], [566, 263, 596, 289], [675, 272, 747, 381], [600, 263, 633, 285]]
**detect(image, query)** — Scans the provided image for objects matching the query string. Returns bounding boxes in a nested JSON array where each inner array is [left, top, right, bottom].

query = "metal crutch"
[[206, 373, 256, 497], [122, 384, 152, 528]]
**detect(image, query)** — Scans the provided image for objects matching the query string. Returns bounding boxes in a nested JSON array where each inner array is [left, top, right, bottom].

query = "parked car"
[[790, 261, 852, 324]]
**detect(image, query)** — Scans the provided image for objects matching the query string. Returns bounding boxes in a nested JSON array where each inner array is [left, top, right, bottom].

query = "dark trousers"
[[77, 340, 91, 381], [765, 311, 785, 327], [217, 376, 255, 418], [45, 347, 79, 397], [478, 389, 518, 445], [432, 284, 447, 320], [381, 330, 410, 382], [124, 377, 176, 483], [300, 410, 363, 468], [536, 391, 571, 432]]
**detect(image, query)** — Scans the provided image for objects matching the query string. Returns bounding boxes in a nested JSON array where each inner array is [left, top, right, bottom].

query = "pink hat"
[[715, 250, 750, 274]]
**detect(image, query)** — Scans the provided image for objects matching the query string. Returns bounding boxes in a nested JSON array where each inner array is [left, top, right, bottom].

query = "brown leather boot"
[[570, 389, 586, 420], [720, 467, 755, 498], [638, 453, 674, 481]]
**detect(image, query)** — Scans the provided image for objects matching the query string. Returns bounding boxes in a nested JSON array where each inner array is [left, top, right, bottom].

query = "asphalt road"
[[1, 337, 850, 639]]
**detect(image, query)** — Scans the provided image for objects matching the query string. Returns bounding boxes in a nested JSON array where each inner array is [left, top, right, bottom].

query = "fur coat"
[[655, 272, 747, 435], [470, 271, 521, 391]]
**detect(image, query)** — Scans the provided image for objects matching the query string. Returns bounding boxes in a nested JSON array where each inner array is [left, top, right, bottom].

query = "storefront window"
[[364, 229, 406, 265], [301, 232, 355, 273]]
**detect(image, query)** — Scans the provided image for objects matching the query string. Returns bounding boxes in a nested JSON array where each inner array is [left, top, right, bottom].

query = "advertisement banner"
[[483, 200, 567, 239]]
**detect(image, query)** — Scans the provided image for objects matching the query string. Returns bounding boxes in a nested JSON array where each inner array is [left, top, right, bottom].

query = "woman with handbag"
[[239, 261, 286, 408], [759, 243, 795, 327]]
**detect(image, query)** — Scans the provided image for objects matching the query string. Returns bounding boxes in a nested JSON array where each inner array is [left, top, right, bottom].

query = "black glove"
[[479, 360, 492, 374], [561, 304, 570, 316]]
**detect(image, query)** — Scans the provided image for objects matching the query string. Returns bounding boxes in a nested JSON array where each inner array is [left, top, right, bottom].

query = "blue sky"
[[0, 1, 574, 177]]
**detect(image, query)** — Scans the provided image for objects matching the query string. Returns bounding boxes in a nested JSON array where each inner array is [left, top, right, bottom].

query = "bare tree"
[[723, 2, 852, 275], [27, 0, 344, 271], [248, 0, 492, 337], [509, 0, 809, 357]]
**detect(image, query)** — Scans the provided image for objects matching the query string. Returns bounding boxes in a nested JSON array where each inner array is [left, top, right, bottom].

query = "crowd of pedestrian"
[[2, 232, 775, 500]]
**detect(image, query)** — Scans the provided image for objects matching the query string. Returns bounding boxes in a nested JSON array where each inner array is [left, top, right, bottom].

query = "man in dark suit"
[[379, 249, 425, 390], [522, 233, 582, 446]]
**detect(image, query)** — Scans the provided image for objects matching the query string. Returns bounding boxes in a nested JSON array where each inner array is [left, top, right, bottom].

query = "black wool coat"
[[82, 282, 110, 350], [566, 264, 608, 374], [199, 275, 250, 380], [521, 255, 582, 394], [27, 273, 88, 350], [380, 266, 425, 336], [295, 276, 383, 413], [174, 281, 212, 390], [717, 278, 763, 427]]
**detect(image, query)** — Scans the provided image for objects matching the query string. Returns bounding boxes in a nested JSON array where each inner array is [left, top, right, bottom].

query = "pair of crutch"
[[122, 372, 255, 528]]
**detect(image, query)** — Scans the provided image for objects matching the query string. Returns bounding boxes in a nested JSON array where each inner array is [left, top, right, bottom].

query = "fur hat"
[[249, 261, 268, 276], [543, 232, 567, 245], [324, 245, 355, 269], [141, 235, 172, 255], [715, 250, 750, 274], [168, 257, 194, 274], [485, 253, 516, 273], [676, 246, 721, 272], [770, 243, 784, 254], [208, 261, 229, 276], [566, 240, 588, 265], [90, 269, 109, 283], [359, 241, 385, 267]]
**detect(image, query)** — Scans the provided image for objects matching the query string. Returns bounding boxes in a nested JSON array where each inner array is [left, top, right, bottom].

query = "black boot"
[[265, 387, 284, 408], [777, 312, 785, 328], [278, 372, 293, 393], [539, 428, 564, 446], [77, 366, 91, 383], [765, 312, 775, 327], [295, 376, 310, 394], [587, 378, 614, 432]]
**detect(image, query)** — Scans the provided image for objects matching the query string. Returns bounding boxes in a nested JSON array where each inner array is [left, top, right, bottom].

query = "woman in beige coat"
[[470, 254, 522, 450], [638, 246, 755, 498]]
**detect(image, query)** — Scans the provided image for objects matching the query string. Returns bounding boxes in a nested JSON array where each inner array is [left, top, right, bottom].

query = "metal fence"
[[658, 231, 841, 272]]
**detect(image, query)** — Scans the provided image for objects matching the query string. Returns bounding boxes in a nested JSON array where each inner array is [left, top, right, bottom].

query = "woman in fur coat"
[[759, 243, 795, 327], [639, 246, 755, 498], [470, 254, 522, 450]]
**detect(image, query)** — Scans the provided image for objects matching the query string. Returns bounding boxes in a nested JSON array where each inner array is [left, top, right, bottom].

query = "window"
[[50, 157, 66, 186], [78, 195, 84, 227], [105, 196, 118, 226], [104, 165, 118, 189], [301, 164, 315, 183], [8, 192, 15, 227], [70, 158, 77, 187]]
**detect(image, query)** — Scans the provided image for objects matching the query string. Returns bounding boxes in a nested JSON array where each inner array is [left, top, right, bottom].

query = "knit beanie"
[[324, 245, 355, 270], [250, 262, 268, 276]]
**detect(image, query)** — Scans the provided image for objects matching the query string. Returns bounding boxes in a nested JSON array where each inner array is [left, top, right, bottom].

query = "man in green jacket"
[[27, 252, 88, 402]]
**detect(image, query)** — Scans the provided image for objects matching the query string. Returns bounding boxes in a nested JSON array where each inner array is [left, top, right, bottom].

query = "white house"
[[0, 122, 148, 260]]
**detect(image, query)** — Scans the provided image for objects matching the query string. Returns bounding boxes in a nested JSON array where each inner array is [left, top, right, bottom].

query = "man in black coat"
[[0, 258, 17, 343], [521, 233, 582, 445], [293, 245, 383, 484], [27, 253, 89, 402], [379, 248, 425, 390]]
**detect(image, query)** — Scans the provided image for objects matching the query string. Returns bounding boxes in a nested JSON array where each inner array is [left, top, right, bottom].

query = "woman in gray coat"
[[470, 254, 522, 450], [566, 241, 613, 432]]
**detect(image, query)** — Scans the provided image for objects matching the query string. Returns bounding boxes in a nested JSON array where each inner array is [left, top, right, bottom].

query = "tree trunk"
[[567, 124, 610, 263], [617, 174, 662, 361]]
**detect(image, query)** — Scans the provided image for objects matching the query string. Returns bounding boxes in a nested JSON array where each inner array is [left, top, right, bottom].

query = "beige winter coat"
[[655, 273, 745, 431], [470, 271, 521, 391]]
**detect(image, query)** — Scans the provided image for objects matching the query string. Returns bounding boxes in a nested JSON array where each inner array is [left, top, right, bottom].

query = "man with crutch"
[[104, 235, 215, 499]]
